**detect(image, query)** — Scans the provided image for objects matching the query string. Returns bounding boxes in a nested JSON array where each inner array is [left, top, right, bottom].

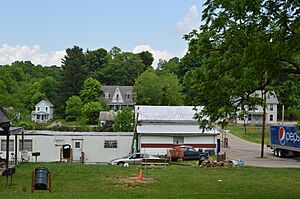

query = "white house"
[[0, 131, 133, 163], [236, 91, 279, 125], [31, 99, 54, 123], [135, 106, 219, 156]]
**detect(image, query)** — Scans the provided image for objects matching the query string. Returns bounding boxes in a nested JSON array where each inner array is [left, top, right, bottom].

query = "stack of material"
[[199, 160, 237, 167]]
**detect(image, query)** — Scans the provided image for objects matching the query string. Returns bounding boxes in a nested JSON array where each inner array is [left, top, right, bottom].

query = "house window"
[[270, 114, 274, 121], [173, 137, 184, 145], [37, 107, 40, 111], [116, 94, 119, 100], [37, 115, 40, 119], [269, 104, 273, 111], [1, 140, 14, 151], [126, 93, 130, 99], [46, 107, 48, 112], [75, 142, 81, 149], [248, 114, 252, 121], [104, 140, 117, 148], [19, 140, 33, 151], [105, 92, 110, 99]]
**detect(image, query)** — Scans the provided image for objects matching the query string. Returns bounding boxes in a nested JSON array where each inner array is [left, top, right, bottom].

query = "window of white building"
[[19, 140, 33, 151], [173, 137, 184, 145], [104, 140, 117, 148], [270, 114, 274, 121], [1, 140, 14, 151], [269, 104, 273, 111]]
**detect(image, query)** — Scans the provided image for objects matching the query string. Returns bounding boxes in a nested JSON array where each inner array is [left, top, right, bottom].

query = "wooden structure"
[[31, 171, 52, 193], [0, 107, 25, 189], [60, 145, 73, 163]]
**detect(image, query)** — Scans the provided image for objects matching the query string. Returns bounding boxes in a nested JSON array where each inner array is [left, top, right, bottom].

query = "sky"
[[0, 0, 205, 67]]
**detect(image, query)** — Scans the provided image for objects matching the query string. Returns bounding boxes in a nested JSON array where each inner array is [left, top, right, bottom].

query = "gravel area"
[[221, 133, 300, 168]]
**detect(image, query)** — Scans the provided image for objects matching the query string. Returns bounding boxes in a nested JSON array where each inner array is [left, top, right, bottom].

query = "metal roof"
[[22, 131, 133, 136], [0, 106, 10, 128], [99, 111, 115, 121], [0, 127, 24, 135], [137, 124, 217, 135], [135, 106, 203, 123]]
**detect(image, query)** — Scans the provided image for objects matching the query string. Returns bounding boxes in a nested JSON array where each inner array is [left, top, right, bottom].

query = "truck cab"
[[180, 146, 209, 160]]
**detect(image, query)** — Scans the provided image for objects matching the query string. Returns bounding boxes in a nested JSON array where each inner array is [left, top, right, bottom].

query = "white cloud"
[[176, 5, 200, 35], [133, 44, 175, 68], [0, 44, 66, 66]]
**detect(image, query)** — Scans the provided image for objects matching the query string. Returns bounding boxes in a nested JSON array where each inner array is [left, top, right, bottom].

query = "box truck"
[[270, 125, 300, 157]]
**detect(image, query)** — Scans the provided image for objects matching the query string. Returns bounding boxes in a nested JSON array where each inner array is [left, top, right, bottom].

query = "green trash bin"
[[34, 167, 49, 190]]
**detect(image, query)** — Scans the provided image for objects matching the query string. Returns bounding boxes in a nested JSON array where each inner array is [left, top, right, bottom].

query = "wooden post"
[[21, 131, 24, 151], [282, 104, 285, 124], [48, 172, 52, 193], [60, 148, 62, 162], [261, 91, 267, 158], [31, 171, 35, 193], [14, 134, 17, 164], [6, 134, 9, 169]]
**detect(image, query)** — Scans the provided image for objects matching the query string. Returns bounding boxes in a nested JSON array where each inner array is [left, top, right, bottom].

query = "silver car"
[[110, 153, 159, 166]]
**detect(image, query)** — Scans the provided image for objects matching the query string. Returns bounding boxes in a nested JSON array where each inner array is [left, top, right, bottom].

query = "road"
[[221, 133, 300, 168]]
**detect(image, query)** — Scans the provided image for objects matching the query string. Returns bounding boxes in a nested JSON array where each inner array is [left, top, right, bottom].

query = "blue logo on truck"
[[279, 127, 286, 145]]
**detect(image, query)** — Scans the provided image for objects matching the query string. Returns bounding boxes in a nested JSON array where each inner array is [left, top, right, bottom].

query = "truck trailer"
[[270, 125, 300, 158]]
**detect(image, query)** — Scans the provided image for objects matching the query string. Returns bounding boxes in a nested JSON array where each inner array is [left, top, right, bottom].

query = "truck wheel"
[[274, 149, 279, 157], [278, 150, 286, 158], [200, 155, 207, 160]]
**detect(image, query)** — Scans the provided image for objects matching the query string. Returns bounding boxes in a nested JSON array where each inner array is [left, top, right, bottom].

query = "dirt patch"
[[119, 176, 158, 184]]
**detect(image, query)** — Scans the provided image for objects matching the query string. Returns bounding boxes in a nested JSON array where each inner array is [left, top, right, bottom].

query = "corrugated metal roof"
[[137, 124, 216, 135], [23, 131, 133, 136], [99, 111, 115, 121], [135, 106, 203, 122], [0, 127, 24, 135]]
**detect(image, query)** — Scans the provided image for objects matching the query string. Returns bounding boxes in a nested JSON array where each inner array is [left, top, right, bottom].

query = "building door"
[[72, 140, 83, 162]]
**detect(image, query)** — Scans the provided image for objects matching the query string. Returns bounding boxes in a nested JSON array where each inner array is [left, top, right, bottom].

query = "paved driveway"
[[221, 133, 300, 168]]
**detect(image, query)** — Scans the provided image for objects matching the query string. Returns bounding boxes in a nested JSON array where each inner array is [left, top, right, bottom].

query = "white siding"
[[0, 134, 132, 163]]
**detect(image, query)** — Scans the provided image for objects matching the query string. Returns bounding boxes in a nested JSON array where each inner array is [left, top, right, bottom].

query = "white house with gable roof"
[[31, 99, 54, 123]]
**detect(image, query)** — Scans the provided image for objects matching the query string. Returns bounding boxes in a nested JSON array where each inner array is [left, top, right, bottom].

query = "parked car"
[[110, 153, 160, 166], [179, 145, 209, 160]]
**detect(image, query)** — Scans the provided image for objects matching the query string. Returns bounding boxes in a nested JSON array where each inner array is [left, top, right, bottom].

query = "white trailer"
[[0, 131, 133, 163]]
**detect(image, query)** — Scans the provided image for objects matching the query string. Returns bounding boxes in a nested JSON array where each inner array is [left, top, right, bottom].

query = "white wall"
[[140, 135, 217, 155], [0, 134, 132, 163]]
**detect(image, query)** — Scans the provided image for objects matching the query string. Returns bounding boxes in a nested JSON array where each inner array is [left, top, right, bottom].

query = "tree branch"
[[279, 58, 300, 70], [280, 68, 300, 74]]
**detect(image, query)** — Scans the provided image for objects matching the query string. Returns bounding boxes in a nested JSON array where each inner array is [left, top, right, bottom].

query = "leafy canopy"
[[183, 0, 300, 128], [113, 107, 134, 132]]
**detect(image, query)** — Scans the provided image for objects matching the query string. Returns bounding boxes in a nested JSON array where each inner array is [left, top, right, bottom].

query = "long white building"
[[0, 131, 133, 163]]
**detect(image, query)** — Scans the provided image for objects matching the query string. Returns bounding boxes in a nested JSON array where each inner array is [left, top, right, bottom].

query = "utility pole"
[[261, 90, 267, 158], [282, 104, 285, 124]]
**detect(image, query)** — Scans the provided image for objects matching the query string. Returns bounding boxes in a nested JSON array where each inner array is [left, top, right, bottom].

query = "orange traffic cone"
[[137, 168, 143, 182]]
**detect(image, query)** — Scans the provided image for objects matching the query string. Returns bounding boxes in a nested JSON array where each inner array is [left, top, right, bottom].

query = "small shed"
[[99, 111, 115, 129]]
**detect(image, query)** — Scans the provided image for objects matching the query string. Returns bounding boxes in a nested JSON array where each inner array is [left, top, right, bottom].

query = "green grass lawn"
[[226, 125, 270, 144], [1, 163, 300, 199]]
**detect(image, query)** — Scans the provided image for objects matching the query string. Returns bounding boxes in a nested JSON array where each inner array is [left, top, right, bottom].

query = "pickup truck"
[[180, 146, 209, 160]]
